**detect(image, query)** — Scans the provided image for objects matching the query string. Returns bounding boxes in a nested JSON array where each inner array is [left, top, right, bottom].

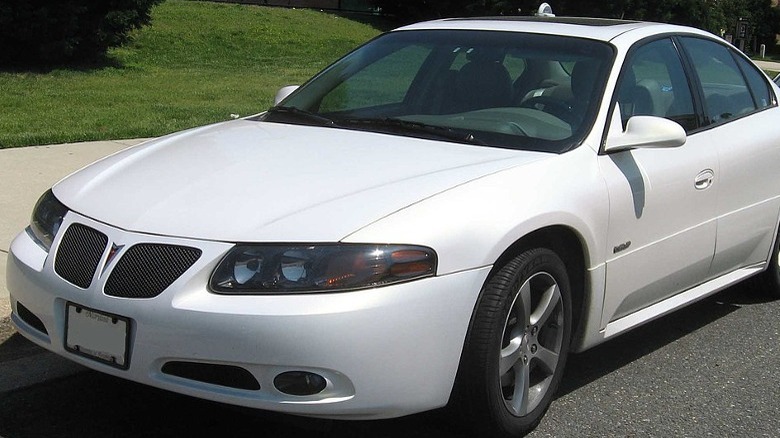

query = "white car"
[[7, 14, 780, 437]]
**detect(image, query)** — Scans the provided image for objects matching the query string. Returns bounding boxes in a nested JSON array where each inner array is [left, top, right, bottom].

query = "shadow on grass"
[[0, 54, 125, 74], [334, 11, 400, 32]]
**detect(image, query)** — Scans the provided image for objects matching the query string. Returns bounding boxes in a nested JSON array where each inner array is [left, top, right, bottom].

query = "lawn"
[[0, 0, 385, 148]]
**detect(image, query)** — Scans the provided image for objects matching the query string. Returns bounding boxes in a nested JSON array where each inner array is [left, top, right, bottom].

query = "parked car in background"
[[7, 11, 780, 438]]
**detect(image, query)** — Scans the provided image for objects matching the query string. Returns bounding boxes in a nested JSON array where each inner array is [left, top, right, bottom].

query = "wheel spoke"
[[495, 264, 568, 420], [510, 362, 531, 416], [534, 345, 559, 375], [499, 338, 523, 376], [531, 283, 561, 326], [519, 280, 532, 327]]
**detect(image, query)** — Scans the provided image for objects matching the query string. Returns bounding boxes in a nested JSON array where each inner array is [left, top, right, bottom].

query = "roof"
[[446, 16, 640, 27], [396, 16, 698, 42]]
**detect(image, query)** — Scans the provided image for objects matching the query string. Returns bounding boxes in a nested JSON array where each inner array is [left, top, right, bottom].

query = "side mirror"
[[274, 85, 299, 106], [604, 115, 686, 153]]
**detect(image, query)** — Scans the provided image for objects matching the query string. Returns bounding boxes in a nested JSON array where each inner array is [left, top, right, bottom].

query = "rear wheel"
[[753, 228, 780, 298], [451, 248, 572, 437]]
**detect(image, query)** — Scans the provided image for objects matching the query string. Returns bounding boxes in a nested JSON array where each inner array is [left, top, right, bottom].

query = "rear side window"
[[733, 54, 773, 109], [680, 37, 757, 125]]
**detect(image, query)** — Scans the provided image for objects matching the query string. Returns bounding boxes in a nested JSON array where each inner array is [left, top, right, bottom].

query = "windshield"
[[260, 29, 615, 153]]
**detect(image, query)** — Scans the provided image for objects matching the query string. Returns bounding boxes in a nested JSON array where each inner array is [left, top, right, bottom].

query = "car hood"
[[54, 120, 548, 242]]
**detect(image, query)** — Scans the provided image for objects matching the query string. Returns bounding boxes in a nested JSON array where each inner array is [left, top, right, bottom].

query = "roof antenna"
[[536, 3, 555, 17]]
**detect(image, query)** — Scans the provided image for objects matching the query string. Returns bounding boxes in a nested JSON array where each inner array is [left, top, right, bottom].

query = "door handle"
[[694, 169, 714, 190]]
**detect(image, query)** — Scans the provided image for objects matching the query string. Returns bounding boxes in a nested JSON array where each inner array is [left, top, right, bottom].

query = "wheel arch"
[[488, 225, 589, 340], [447, 224, 591, 424]]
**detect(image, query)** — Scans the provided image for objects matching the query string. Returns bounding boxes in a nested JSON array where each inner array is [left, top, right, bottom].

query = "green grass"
[[0, 1, 384, 148]]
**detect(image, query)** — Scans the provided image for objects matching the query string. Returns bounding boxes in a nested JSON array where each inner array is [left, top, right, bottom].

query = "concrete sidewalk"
[[754, 59, 780, 73], [0, 138, 149, 392], [1, 138, 149, 319]]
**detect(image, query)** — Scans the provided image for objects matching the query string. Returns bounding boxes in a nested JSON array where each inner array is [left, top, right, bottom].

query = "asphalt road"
[[1, 281, 777, 437]]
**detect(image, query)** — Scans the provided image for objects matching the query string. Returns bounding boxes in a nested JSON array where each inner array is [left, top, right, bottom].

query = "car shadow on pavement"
[[0, 283, 771, 438], [0, 368, 467, 438], [558, 282, 767, 398], [0, 317, 45, 363]]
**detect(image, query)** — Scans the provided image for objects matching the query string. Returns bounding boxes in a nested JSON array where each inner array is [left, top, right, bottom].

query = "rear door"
[[677, 36, 780, 277]]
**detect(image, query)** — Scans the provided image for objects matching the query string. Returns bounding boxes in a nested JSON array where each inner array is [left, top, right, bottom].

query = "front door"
[[599, 37, 718, 325]]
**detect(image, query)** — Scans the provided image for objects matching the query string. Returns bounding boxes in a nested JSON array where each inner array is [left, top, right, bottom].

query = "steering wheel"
[[520, 96, 576, 125]]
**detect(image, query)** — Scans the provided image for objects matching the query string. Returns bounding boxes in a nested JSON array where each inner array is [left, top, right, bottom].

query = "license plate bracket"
[[65, 303, 130, 369]]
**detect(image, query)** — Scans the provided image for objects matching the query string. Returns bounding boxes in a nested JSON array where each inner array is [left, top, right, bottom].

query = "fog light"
[[274, 371, 327, 396]]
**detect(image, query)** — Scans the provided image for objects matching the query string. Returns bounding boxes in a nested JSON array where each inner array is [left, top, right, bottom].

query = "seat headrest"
[[454, 60, 512, 111], [571, 60, 600, 101]]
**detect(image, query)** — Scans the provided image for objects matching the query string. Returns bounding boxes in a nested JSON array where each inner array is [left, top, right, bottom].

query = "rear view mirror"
[[604, 115, 686, 153]]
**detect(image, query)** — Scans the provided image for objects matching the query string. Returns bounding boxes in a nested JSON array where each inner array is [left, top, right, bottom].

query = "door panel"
[[678, 37, 780, 275], [600, 129, 717, 323], [705, 112, 780, 275], [600, 37, 718, 326]]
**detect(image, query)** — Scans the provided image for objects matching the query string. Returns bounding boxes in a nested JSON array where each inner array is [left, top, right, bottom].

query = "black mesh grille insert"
[[161, 361, 261, 390], [55, 224, 108, 289], [17, 302, 48, 335], [105, 244, 202, 298]]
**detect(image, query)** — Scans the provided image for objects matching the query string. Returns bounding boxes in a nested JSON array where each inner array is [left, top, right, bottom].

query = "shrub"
[[0, 0, 164, 67]]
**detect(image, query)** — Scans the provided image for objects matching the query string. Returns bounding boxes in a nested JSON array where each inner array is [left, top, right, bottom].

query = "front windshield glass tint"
[[265, 30, 614, 153]]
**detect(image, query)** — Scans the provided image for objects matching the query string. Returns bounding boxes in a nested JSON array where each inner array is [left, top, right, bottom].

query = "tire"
[[753, 228, 780, 298], [450, 248, 573, 437]]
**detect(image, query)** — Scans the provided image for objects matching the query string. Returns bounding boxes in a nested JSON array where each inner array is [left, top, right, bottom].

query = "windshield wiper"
[[264, 106, 336, 127], [340, 117, 485, 145]]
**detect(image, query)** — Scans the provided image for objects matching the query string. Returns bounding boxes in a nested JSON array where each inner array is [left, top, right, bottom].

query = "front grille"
[[55, 224, 108, 289], [105, 244, 202, 298]]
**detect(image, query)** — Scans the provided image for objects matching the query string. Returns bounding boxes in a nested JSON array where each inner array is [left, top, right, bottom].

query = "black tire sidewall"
[[456, 248, 573, 437], [768, 233, 780, 294]]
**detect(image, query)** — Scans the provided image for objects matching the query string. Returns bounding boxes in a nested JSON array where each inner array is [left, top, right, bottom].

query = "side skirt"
[[601, 264, 764, 339]]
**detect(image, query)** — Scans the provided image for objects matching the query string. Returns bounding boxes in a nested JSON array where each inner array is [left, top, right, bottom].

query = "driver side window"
[[618, 38, 697, 132]]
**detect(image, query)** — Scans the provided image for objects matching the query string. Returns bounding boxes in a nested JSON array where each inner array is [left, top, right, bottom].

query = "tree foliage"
[[374, 0, 779, 47], [0, 0, 164, 67]]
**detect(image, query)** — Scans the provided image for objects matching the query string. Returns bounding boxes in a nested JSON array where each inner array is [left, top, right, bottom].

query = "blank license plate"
[[65, 303, 130, 369]]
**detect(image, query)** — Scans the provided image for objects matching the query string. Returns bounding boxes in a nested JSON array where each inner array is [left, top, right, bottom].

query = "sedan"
[[7, 13, 780, 438]]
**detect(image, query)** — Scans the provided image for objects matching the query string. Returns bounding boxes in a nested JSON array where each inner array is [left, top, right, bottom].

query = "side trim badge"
[[613, 241, 632, 254]]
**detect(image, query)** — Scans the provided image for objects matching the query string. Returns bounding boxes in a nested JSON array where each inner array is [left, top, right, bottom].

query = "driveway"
[[0, 139, 147, 318]]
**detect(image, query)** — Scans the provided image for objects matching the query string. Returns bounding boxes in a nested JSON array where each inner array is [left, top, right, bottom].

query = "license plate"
[[65, 303, 130, 369]]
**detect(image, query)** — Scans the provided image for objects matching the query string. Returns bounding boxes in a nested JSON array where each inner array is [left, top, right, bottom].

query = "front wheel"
[[450, 248, 572, 437]]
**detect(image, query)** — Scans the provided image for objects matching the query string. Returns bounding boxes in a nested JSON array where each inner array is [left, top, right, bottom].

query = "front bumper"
[[6, 212, 490, 419]]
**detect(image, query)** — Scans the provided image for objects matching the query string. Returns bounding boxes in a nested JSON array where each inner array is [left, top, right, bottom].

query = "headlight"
[[210, 244, 437, 294], [29, 189, 69, 251]]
